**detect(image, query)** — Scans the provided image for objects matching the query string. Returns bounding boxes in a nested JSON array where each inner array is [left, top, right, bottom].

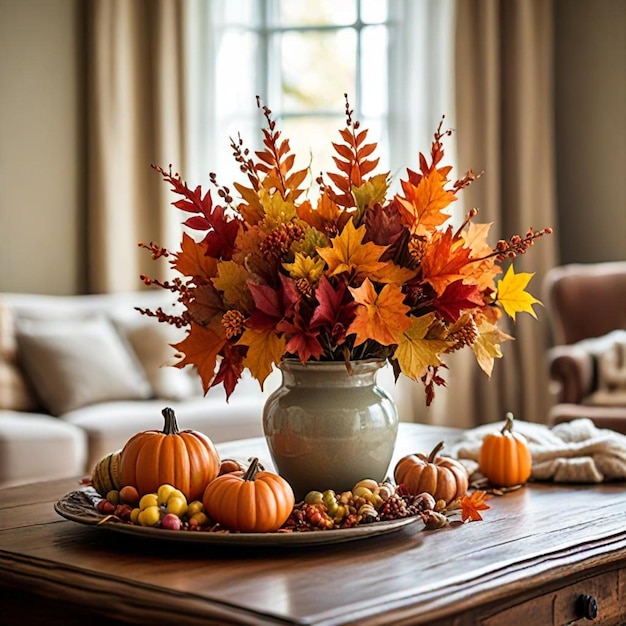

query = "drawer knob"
[[576, 594, 598, 620]]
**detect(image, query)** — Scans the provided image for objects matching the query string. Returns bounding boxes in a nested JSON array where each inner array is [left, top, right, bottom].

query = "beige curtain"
[[445, 0, 559, 427], [86, 0, 187, 293]]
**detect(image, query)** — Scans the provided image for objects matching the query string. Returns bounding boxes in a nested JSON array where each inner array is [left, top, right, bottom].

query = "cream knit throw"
[[450, 418, 626, 483]]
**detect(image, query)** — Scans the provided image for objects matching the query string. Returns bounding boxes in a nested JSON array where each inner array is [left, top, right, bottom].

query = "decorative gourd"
[[218, 458, 245, 475], [202, 457, 295, 532], [394, 441, 469, 504], [91, 450, 123, 496], [479, 412, 532, 487], [120, 407, 220, 502]]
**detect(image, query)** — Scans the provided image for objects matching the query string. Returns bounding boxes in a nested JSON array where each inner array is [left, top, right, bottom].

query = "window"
[[186, 0, 455, 200]]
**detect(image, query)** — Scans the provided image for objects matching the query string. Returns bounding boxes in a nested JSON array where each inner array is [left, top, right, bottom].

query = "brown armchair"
[[544, 261, 626, 433]]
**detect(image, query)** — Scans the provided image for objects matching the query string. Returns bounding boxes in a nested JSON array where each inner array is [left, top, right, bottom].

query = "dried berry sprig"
[[490, 227, 553, 262], [138, 241, 170, 260]]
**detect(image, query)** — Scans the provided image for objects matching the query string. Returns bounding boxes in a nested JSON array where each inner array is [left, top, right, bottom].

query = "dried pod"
[[413, 492, 437, 512], [422, 510, 449, 530]]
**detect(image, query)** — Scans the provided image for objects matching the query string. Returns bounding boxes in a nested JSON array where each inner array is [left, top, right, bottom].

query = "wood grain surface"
[[1, 423, 625, 626]]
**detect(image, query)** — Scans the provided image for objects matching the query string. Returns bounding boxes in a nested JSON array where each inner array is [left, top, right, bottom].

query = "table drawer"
[[480, 567, 626, 626]]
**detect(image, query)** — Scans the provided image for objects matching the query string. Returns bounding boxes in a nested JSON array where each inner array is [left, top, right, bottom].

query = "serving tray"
[[54, 488, 423, 547]]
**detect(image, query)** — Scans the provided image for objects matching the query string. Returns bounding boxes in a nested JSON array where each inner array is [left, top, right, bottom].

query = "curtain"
[[86, 0, 187, 293], [449, 0, 559, 427]]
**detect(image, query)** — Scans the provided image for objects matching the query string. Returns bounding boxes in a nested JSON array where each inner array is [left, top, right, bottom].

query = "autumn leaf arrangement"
[[140, 96, 551, 404]]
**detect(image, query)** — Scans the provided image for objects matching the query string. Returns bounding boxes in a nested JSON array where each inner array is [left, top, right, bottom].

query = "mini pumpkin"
[[91, 450, 123, 496], [479, 412, 532, 487], [203, 457, 295, 532], [394, 441, 469, 504], [120, 407, 220, 502]]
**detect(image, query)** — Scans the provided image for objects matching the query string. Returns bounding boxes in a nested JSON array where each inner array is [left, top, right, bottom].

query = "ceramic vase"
[[262, 359, 399, 501]]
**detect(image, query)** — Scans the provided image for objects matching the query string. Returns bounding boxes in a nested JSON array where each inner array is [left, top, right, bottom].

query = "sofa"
[[0, 290, 278, 488]]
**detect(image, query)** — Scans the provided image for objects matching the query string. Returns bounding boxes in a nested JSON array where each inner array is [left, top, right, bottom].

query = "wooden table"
[[1, 422, 625, 625]]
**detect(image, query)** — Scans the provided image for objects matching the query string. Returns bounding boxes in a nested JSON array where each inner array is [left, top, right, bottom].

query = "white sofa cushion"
[[0, 411, 87, 487], [62, 396, 268, 470], [16, 315, 152, 416]]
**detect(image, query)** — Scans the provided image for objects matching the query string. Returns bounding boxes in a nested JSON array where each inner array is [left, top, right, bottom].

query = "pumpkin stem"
[[161, 407, 181, 435], [428, 441, 445, 463], [243, 457, 261, 481], [501, 412, 515, 435]]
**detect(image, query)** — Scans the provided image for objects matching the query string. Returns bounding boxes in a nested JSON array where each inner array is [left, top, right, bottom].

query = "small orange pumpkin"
[[203, 458, 295, 532], [394, 441, 469, 504], [120, 407, 220, 502], [479, 412, 532, 487]]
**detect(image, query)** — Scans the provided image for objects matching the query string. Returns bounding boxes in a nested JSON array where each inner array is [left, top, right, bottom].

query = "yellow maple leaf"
[[238, 328, 286, 387], [394, 313, 452, 380], [347, 279, 412, 346], [282, 252, 325, 283], [352, 173, 389, 214], [260, 189, 297, 228], [496, 265, 542, 320], [316, 220, 387, 282], [212, 261, 253, 311], [471, 318, 514, 376]]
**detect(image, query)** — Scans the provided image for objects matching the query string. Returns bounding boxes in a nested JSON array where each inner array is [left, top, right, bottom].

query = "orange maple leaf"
[[186, 284, 225, 327], [347, 279, 412, 347], [420, 227, 473, 296], [172, 232, 218, 282], [460, 222, 500, 290], [397, 168, 455, 236], [317, 220, 388, 283], [461, 490, 492, 522], [172, 324, 226, 394]]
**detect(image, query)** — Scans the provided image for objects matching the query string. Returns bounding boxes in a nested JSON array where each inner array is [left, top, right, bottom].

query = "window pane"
[[219, 0, 261, 27], [281, 117, 347, 185], [278, 0, 356, 27], [360, 0, 388, 24], [216, 32, 261, 116], [280, 30, 356, 113], [360, 26, 388, 118]]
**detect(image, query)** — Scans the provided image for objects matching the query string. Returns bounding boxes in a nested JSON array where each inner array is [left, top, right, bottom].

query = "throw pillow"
[[121, 320, 196, 400], [16, 315, 153, 416]]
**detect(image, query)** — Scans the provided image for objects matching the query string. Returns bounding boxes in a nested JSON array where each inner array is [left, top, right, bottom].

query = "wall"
[[0, 0, 83, 294], [554, 0, 626, 264], [0, 0, 623, 295]]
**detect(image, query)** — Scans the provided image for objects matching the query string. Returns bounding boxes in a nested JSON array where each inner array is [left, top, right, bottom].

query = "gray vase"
[[262, 359, 399, 501]]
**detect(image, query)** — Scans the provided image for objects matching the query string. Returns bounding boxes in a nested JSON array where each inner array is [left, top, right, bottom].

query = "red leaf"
[[211, 344, 245, 400], [434, 280, 484, 323]]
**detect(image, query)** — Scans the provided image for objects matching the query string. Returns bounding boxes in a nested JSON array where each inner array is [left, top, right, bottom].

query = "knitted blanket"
[[450, 418, 626, 483]]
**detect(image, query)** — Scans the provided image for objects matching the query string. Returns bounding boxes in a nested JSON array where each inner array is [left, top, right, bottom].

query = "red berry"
[[161, 513, 181, 531]]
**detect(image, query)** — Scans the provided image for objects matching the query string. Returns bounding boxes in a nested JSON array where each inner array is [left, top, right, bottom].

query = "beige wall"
[[554, 0, 626, 264], [0, 0, 83, 295], [0, 0, 623, 295]]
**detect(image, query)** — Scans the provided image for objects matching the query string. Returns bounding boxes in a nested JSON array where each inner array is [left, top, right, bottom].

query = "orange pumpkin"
[[394, 441, 469, 504], [120, 407, 220, 502], [203, 458, 295, 532], [479, 412, 532, 487]]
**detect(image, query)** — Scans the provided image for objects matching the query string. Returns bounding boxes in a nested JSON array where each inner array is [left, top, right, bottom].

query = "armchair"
[[544, 261, 626, 434]]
